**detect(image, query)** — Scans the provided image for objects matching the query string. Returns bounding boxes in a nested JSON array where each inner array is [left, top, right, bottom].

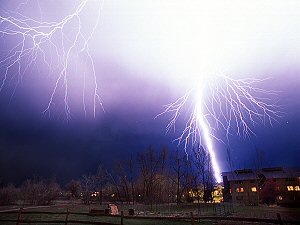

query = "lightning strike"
[[159, 74, 281, 183], [0, 0, 104, 119], [0, 1, 285, 183]]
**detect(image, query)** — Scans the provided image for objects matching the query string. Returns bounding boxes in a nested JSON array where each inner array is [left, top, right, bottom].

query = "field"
[[1, 202, 300, 225]]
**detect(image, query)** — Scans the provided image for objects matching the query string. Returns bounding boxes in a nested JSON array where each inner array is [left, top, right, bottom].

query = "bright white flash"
[[0, 1, 289, 182], [158, 74, 280, 183], [195, 86, 221, 182], [0, 0, 104, 119]]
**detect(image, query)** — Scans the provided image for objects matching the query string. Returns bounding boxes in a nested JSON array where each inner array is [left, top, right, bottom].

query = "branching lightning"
[[1, 1, 284, 183], [0, 0, 104, 119], [158, 74, 281, 182]]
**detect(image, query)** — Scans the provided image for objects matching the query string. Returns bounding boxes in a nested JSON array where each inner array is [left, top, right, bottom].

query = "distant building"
[[222, 167, 300, 206], [212, 183, 224, 203], [189, 184, 224, 203]]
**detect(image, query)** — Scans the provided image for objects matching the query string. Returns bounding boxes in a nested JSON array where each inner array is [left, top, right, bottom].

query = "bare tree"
[[137, 145, 167, 207], [93, 165, 108, 205], [192, 144, 215, 203], [169, 149, 192, 204], [43, 177, 61, 205], [255, 146, 265, 170], [21, 176, 45, 205], [114, 156, 139, 205], [81, 175, 94, 205], [0, 184, 19, 205], [128, 155, 136, 204], [226, 147, 234, 172], [116, 161, 131, 204], [107, 170, 121, 203], [21, 176, 60, 205], [65, 179, 82, 199]]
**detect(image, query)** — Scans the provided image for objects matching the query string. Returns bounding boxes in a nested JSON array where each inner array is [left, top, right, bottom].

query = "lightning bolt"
[[158, 73, 281, 183], [0, 0, 104, 119], [1, 1, 283, 183]]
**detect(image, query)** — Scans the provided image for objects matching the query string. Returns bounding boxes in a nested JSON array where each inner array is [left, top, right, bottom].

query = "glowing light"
[[287, 186, 294, 191], [0, 0, 104, 118], [251, 187, 257, 192], [195, 85, 221, 182], [0, 1, 286, 182], [236, 187, 244, 193], [158, 74, 280, 182]]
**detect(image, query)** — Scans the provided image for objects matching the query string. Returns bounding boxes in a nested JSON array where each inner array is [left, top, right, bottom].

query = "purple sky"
[[0, 0, 299, 184]]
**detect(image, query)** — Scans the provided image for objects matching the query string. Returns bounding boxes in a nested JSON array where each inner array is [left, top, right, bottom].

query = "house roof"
[[221, 167, 300, 181]]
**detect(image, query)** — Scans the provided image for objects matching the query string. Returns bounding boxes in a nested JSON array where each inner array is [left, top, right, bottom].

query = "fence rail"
[[0, 219, 114, 225], [1, 208, 300, 225]]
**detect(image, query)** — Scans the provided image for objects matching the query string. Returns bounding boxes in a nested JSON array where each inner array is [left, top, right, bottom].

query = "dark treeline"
[[0, 144, 215, 206]]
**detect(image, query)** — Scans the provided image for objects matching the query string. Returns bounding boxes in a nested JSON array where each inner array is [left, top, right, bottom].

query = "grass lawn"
[[233, 205, 300, 221], [1, 202, 300, 225], [0, 211, 217, 225]]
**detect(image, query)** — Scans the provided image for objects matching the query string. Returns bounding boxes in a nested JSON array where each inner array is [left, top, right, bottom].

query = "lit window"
[[236, 187, 244, 193], [295, 186, 300, 191], [287, 186, 294, 191], [251, 187, 257, 192]]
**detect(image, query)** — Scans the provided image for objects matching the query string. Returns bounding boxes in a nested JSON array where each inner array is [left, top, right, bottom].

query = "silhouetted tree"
[[21, 176, 60, 205], [93, 165, 108, 205], [259, 179, 279, 205], [192, 144, 215, 203], [116, 161, 131, 203], [43, 178, 61, 205], [170, 149, 192, 204], [0, 184, 19, 205], [65, 179, 81, 199], [81, 175, 94, 205], [137, 145, 167, 207]]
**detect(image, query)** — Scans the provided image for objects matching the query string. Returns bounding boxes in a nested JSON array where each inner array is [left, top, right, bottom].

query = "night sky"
[[0, 1, 300, 185]]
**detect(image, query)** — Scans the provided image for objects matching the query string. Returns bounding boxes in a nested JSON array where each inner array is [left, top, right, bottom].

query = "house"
[[222, 167, 300, 206]]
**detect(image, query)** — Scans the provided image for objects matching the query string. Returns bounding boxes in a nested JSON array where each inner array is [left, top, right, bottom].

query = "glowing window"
[[295, 186, 300, 191], [251, 187, 257, 192], [287, 186, 294, 191], [236, 187, 244, 193]]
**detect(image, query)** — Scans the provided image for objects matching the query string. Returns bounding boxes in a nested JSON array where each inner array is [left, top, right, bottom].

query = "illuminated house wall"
[[222, 167, 300, 206]]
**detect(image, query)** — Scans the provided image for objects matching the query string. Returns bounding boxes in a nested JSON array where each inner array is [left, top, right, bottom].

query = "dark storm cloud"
[[0, 63, 180, 184], [0, 0, 300, 185], [1, 64, 300, 184]]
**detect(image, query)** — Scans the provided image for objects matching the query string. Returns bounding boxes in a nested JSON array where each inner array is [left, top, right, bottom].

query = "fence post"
[[65, 208, 70, 225], [16, 207, 23, 225], [213, 203, 216, 215], [190, 212, 195, 225], [276, 213, 283, 225], [121, 210, 124, 225]]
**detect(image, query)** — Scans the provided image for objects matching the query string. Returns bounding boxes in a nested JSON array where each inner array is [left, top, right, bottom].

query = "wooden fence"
[[0, 208, 300, 225], [0, 208, 115, 225]]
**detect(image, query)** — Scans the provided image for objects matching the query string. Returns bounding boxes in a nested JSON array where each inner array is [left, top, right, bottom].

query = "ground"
[[0, 201, 300, 225]]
